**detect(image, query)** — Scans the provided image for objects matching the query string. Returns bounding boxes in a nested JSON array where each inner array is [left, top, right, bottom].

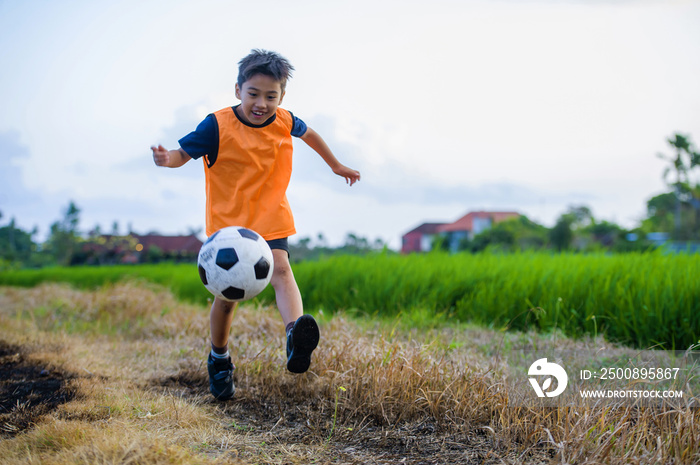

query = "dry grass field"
[[1, 282, 698, 464]]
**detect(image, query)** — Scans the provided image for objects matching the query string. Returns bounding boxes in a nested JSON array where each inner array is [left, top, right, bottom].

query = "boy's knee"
[[270, 260, 293, 287]]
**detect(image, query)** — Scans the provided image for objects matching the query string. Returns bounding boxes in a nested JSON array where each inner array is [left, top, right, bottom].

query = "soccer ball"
[[197, 226, 274, 302]]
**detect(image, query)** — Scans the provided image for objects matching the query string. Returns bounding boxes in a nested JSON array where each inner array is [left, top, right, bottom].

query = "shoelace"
[[211, 359, 235, 380], [212, 370, 231, 381]]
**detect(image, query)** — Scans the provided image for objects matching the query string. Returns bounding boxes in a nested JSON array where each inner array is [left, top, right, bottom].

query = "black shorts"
[[266, 237, 289, 256]]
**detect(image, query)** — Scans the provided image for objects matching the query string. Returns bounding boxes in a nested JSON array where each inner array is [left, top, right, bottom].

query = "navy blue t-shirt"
[[179, 105, 307, 162]]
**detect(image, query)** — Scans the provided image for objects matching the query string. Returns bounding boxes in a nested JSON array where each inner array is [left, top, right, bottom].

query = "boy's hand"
[[151, 145, 189, 168], [333, 164, 361, 186], [151, 144, 170, 166]]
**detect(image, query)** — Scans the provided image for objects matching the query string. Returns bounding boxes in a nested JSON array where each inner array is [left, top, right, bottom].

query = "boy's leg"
[[207, 297, 237, 400], [210, 297, 238, 350], [269, 248, 319, 373], [269, 249, 303, 327]]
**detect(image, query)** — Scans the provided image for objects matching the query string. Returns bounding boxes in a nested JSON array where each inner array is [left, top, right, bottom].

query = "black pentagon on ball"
[[254, 257, 271, 280], [198, 264, 208, 285], [238, 228, 259, 241], [222, 286, 245, 300], [215, 248, 239, 270]]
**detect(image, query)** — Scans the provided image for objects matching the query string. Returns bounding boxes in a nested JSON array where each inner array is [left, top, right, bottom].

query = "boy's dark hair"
[[237, 49, 294, 92]]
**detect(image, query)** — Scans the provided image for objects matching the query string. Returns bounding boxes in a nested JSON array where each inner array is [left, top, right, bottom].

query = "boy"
[[152, 49, 360, 400]]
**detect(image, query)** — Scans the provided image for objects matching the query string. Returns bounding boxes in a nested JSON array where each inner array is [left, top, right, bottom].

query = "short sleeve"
[[289, 112, 307, 138], [178, 114, 219, 160]]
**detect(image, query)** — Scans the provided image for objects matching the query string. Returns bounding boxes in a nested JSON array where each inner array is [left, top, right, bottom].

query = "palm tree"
[[657, 133, 700, 239]]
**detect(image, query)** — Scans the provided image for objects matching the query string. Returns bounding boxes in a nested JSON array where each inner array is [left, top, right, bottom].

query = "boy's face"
[[235, 74, 285, 125]]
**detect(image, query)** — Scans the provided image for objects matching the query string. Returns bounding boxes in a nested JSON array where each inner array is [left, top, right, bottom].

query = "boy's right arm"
[[151, 144, 191, 168]]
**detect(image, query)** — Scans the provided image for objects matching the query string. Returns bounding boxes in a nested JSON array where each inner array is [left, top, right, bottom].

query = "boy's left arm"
[[301, 127, 361, 186]]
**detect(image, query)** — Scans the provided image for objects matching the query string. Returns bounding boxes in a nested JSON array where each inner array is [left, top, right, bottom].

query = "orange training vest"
[[204, 107, 296, 240]]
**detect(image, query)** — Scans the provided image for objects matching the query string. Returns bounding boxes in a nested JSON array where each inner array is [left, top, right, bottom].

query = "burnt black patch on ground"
[[0, 341, 77, 437], [155, 366, 208, 397]]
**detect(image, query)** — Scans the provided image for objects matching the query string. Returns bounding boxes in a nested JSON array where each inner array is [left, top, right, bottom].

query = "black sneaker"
[[207, 353, 235, 400], [286, 314, 320, 373]]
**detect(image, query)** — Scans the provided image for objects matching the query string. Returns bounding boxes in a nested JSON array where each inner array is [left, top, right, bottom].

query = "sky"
[[1, 0, 699, 249]]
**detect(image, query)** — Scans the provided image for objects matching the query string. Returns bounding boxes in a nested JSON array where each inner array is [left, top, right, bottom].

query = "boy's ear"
[[235, 83, 241, 100], [279, 90, 285, 105]]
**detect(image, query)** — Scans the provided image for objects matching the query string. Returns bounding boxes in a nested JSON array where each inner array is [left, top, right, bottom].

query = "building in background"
[[438, 211, 520, 252], [401, 223, 446, 254], [401, 211, 520, 253], [80, 233, 203, 264]]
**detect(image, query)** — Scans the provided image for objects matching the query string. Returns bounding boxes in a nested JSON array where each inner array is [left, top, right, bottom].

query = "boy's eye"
[[248, 93, 257, 97]]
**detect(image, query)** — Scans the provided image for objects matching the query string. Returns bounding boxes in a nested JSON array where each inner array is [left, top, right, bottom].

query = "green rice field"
[[1, 251, 698, 350]]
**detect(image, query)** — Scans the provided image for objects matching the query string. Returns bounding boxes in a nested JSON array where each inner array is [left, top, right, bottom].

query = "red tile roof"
[[403, 223, 446, 236], [438, 211, 520, 233]]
